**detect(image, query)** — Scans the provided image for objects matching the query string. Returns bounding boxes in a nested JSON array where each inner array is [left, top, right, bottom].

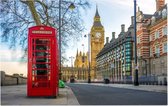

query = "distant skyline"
[[0, 0, 168, 76]]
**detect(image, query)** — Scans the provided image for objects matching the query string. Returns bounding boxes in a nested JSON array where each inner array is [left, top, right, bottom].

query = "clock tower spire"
[[90, 5, 104, 80], [93, 5, 103, 28]]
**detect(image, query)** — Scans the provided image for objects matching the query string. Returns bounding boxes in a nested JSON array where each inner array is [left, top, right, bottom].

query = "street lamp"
[[59, 0, 75, 79], [69, 56, 75, 76], [133, 0, 139, 86], [84, 34, 91, 83], [82, 44, 85, 80]]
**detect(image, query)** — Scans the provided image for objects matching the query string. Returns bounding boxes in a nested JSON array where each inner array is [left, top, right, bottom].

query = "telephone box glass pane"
[[32, 38, 51, 88]]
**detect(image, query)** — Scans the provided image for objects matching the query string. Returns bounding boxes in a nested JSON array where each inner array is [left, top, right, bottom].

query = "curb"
[[75, 83, 167, 93], [66, 86, 80, 105]]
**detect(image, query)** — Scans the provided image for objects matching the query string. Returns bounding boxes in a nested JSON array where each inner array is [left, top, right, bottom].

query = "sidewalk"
[[1, 85, 79, 105], [1, 83, 167, 105], [79, 83, 167, 93]]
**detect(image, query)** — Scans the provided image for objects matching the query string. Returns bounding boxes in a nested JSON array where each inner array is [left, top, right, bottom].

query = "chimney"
[[131, 16, 134, 25], [156, 0, 165, 11], [106, 37, 109, 43], [112, 32, 115, 39], [121, 24, 125, 32]]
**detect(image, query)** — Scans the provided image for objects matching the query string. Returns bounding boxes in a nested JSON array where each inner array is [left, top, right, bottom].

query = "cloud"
[[0, 62, 27, 76], [93, 0, 168, 14], [0, 49, 26, 62], [93, 0, 133, 7]]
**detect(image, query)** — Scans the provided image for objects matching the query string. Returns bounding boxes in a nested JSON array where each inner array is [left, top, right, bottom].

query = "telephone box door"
[[27, 26, 58, 97]]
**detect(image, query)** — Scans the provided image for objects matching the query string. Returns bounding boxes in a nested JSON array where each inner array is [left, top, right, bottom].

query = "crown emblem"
[[40, 27, 44, 30]]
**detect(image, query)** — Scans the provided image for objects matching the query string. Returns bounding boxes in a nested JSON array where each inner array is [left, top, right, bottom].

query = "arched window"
[[137, 49, 141, 57], [163, 42, 167, 53], [150, 47, 153, 56], [151, 16, 155, 24], [162, 9, 167, 18], [162, 26, 167, 35], [155, 43, 160, 54], [155, 30, 160, 39], [149, 35, 153, 41]]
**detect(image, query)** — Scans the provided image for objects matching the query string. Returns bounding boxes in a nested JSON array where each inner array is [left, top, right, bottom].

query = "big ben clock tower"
[[90, 6, 104, 80]]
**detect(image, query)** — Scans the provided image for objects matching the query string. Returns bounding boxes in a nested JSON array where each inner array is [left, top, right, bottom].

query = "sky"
[[64, 0, 168, 66], [0, 0, 168, 76]]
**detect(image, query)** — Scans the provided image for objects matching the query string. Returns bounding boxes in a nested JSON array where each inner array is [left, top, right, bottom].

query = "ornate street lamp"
[[69, 56, 75, 74]]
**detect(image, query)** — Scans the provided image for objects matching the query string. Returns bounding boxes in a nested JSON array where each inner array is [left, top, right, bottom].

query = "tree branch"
[[21, 0, 41, 25], [35, 0, 50, 26]]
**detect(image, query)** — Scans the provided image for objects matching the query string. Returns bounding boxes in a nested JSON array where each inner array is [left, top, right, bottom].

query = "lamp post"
[[58, 0, 75, 79], [133, 0, 139, 86], [84, 34, 91, 83], [69, 56, 74, 76], [82, 44, 85, 80]]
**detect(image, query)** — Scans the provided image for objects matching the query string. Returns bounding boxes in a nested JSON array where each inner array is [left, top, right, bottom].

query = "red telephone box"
[[27, 26, 58, 97]]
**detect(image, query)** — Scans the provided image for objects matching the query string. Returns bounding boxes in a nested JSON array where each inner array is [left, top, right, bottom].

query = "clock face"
[[95, 32, 101, 38]]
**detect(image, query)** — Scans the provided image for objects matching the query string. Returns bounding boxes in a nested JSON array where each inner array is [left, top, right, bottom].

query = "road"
[[67, 83, 167, 105]]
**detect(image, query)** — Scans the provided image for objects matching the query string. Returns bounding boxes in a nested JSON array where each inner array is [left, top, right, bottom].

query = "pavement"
[[1, 83, 167, 105], [1, 85, 79, 105]]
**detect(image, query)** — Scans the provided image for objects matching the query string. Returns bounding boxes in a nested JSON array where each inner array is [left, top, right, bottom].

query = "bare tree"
[[0, 0, 90, 62]]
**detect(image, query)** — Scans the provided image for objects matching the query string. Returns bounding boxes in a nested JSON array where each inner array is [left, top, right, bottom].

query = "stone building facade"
[[74, 50, 88, 80], [61, 67, 88, 82], [74, 50, 88, 68], [61, 50, 88, 82], [136, 0, 167, 84]]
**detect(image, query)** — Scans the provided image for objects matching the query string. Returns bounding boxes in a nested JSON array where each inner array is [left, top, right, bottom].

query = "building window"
[[162, 26, 167, 36], [125, 51, 131, 55], [151, 16, 155, 24], [126, 59, 131, 62], [125, 44, 131, 48], [155, 30, 159, 39], [137, 49, 141, 56], [155, 45, 160, 54], [163, 43, 167, 53], [137, 37, 140, 43], [149, 35, 152, 41], [162, 9, 167, 18], [150, 47, 153, 56]]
